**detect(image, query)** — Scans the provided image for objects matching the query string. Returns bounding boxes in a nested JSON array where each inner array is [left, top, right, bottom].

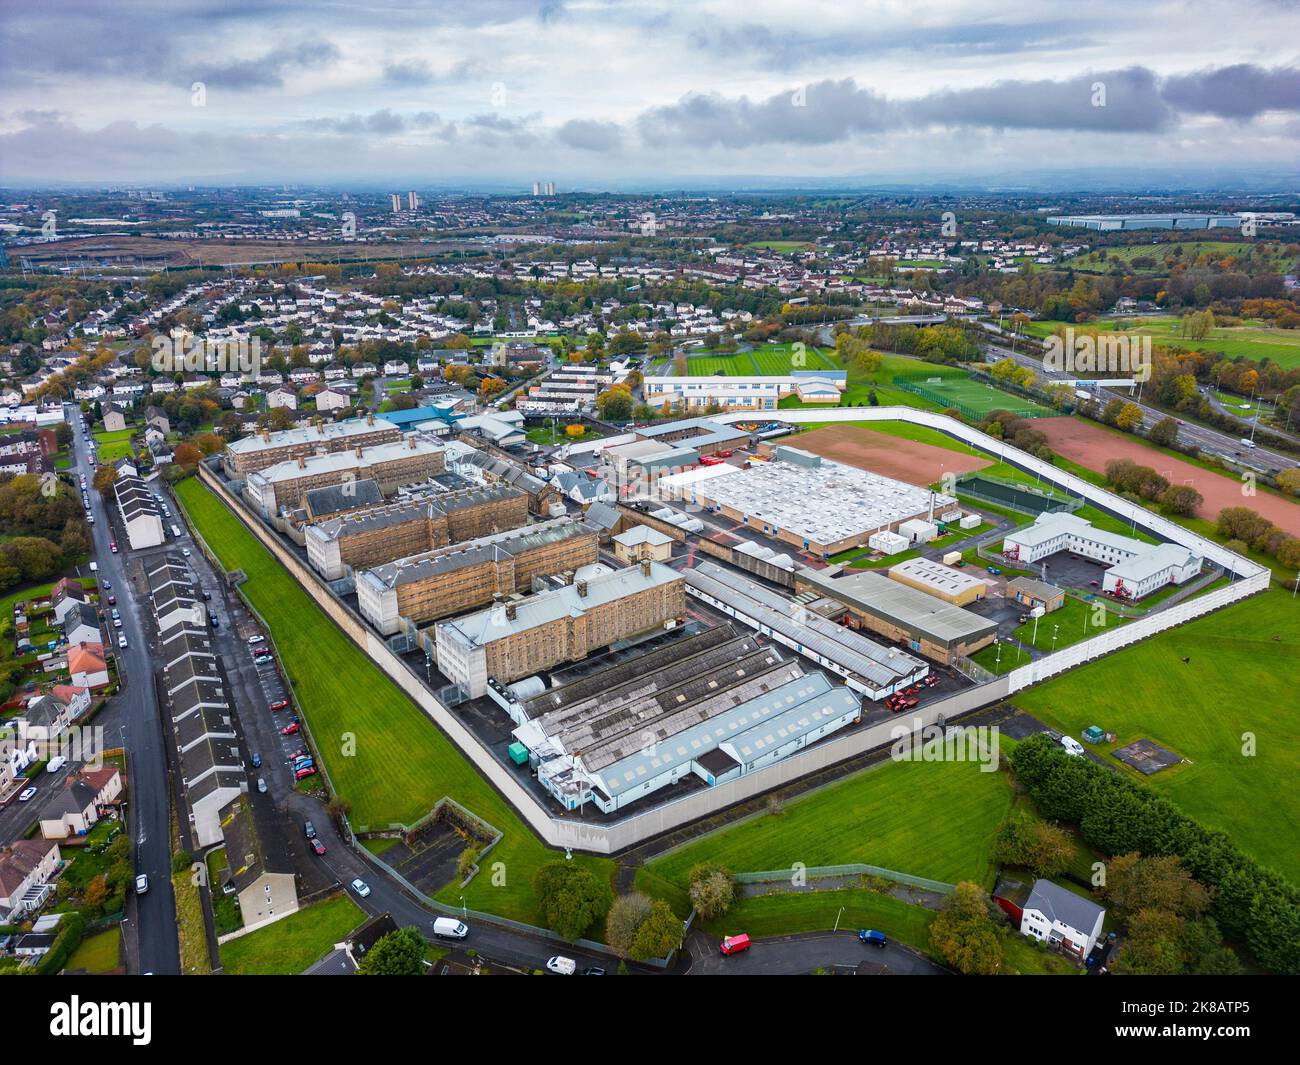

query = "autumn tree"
[[929, 881, 1003, 975]]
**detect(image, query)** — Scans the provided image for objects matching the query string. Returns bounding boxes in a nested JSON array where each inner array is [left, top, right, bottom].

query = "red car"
[[253, 646, 271, 658], [294, 766, 317, 780], [310, 838, 326, 856], [268, 698, 289, 711], [107, 596, 116, 606], [280, 722, 300, 735], [109, 541, 118, 553]]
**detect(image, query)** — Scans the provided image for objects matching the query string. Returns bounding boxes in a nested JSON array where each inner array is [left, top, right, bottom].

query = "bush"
[[687, 862, 735, 920], [531, 862, 612, 941]]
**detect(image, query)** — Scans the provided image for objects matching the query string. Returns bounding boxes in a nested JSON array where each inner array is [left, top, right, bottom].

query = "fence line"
[[734, 863, 955, 895]]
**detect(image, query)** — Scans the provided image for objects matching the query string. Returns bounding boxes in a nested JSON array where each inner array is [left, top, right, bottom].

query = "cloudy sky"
[[1, 0, 1298, 188]]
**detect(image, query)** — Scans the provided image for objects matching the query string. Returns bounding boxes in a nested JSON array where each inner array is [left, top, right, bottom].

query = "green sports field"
[[686, 344, 838, 377], [893, 373, 1057, 418], [1012, 586, 1300, 885], [174, 477, 614, 924]]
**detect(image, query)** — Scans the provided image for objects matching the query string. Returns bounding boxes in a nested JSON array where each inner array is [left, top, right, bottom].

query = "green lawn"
[[92, 427, 135, 463], [645, 756, 1013, 892], [220, 894, 365, 975], [174, 476, 614, 924], [1011, 595, 1129, 653], [1026, 315, 1300, 369], [66, 926, 121, 973], [1012, 586, 1300, 884], [745, 240, 814, 253]]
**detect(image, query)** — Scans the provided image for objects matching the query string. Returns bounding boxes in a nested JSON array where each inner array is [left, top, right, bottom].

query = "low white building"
[[1020, 879, 1106, 961]]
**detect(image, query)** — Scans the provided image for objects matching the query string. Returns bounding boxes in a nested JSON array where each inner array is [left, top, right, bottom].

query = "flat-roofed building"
[[888, 556, 988, 605], [223, 415, 401, 475], [1007, 576, 1065, 614], [794, 564, 997, 664], [685, 560, 929, 698], [510, 627, 860, 812], [243, 436, 446, 516], [357, 517, 600, 633], [304, 485, 528, 579], [435, 560, 685, 698], [693, 454, 956, 557], [642, 370, 846, 412]]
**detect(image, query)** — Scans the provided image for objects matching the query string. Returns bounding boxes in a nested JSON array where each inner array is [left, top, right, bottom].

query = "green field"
[[1026, 316, 1300, 369], [745, 240, 813, 253], [645, 756, 1013, 893], [92, 427, 135, 462], [174, 477, 614, 924], [894, 373, 1057, 418], [220, 894, 365, 975], [1013, 586, 1300, 884], [1066, 240, 1296, 277]]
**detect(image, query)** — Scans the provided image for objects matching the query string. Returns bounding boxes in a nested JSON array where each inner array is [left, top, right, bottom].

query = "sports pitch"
[[895, 374, 1056, 418]]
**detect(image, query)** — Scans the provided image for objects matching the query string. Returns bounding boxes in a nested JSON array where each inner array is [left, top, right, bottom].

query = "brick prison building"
[[243, 437, 445, 516], [223, 415, 401, 475], [304, 485, 529, 580], [434, 560, 685, 697], [357, 517, 600, 634]]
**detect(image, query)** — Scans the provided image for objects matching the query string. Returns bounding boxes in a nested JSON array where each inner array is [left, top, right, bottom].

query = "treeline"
[[1103, 458, 1204, 517], [856, 321, 985, 364], [1217, 506, 1300, 569], [1009, 735, 1300, 975]]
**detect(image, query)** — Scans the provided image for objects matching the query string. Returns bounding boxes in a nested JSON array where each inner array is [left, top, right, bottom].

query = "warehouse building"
[[223, 415, 400, 475], [888, 556, 988, 605], [684, 561, 927, 699], [641, 370, 847, 412], [243, 436, 446, 516], [794, 565, 997, 664], [435, 560, 685, 698], [693, 454, 956, 557], [510, 627, 860, 813], [1002, 512, 1203, 601], [112, 472, 165, 549], [304, 485, 529, 579], [357, 517, 600, 634]]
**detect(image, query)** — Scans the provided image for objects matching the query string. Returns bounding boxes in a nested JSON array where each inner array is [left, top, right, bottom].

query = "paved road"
[[64, 404, 180, 975], [685, 927, 950, 975]]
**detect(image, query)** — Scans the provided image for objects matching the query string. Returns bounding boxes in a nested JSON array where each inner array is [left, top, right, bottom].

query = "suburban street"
[[62, 402, 180, 975]]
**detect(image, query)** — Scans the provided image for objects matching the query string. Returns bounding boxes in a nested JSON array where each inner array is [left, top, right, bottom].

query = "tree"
[[532, 862, 612, 941], [1104, 853, 1209, 924], [687, 862, 734, 919], [629, 900, 683, 961], [991, 819, 1075, 878], [172, 442, 203, 468], [357, 927, 427, 975], [1159, 483, 1202, 517], [1112, 908, 1186, 975], [606, 892, 653, 958], [929, 881, 1004, 975], [1147, 417, 1179, 448], [597, 387, 634, 422], [92, 464, 118, 495], [1114, 402, 1143, 433], [1277, 467, 1300, 497]]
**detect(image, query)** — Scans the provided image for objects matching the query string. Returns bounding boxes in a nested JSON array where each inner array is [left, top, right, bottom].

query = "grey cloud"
[[555, 119, 622, 151], [383, 60, 434, 87], [1161, 64, 1300, 119]]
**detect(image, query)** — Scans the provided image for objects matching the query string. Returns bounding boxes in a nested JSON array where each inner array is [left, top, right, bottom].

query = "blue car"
[[859, 929, 887, 948], [250, 753, 262, 768]]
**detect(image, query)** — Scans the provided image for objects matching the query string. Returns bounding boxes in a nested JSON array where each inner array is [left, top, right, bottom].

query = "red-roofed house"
[[67, 643, 109, 689]]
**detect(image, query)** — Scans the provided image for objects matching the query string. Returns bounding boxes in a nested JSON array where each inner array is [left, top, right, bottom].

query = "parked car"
[[250, 753, 262, 768], [310, 838, 326, 856], [351, 878, 371, 898], [247, 634, 265, 645], [859, 929, 887, 948], [17, 787, 37, 802], [109, 542, 118, 554], [303, 820, 316, 839], [545, 956, 576, 975], [106, 595, 116, 606], [181, 548, 191, 557], [294, 766, 317, 780], [579, 966, 606, 976], [1060, 736, 1085, 757], [257, 778, 267, 793], [135, 874, 149, 894], [117, 635, 128, 648], [281, 722, 300, 736], [268, 698, 289, 711], [720, 934, 751, 955]]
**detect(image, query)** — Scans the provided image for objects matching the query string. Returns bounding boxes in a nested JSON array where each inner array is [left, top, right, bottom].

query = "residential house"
[[1020, 879, 1107, 960], [102, 403, 127, 432], [67, 643, 110, 690], [0, 839, 61, 922], [61, 602, 101, 647], [50, 578, 89, 625]]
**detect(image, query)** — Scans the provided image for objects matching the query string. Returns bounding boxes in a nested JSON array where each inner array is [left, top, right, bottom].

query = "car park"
[[268, 698, 289, 711], [294, 766, 317, 780], [859, 929, 888, 948], [351, 878, 370, 898], [281, 721, 300, 735], [247, 634, 265, 645], [545, 956, 576, 975]]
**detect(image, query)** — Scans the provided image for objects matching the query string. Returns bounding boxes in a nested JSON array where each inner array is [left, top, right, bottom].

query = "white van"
[[545, 955, 576, 975], [1060, 736, 1085, 757], [1240, 438, 1256, 449], [432, 917, 469, 939]]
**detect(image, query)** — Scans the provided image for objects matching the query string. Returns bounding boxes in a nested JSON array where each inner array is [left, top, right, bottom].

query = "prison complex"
[[223, 415, 401, 475]]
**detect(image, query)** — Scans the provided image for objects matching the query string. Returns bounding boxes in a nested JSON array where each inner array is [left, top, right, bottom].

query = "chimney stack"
[[355, 446, 363, 458], [505, 603, 517, 621], [297, 455, 305, 469], [409, 436, 416, 450], [640, 558, 652, 578], [367, 413, 374, 426], [576, 579, 588, 598], [261, 429, 270, 442]]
